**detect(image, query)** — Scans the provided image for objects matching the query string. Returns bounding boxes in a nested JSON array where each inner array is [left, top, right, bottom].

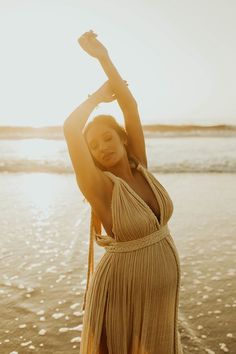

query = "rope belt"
[[104, 224, 170, 253]]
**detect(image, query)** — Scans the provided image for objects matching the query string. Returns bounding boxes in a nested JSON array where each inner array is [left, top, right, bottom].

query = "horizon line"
[[0, 123, 235, 129]]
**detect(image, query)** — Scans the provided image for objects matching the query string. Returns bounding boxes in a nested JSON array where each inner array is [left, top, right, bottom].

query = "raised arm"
[[78, 31, 148, 167], [63, 81, 115, 201]]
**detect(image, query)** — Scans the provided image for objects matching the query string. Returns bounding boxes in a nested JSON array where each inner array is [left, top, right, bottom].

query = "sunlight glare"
[[20, 174, 56, 215], [17, 139, 52, 159]]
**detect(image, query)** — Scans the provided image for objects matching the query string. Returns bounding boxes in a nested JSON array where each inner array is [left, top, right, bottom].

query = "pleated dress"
[[80, 161, 183, 354]]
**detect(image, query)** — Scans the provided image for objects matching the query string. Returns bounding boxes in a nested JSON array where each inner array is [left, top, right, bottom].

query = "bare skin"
[[86, 123, 161, 237], [63, 31, 160, 237]]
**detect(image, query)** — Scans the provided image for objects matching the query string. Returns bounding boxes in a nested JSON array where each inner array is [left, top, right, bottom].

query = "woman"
[[63, 31, 183, 354]]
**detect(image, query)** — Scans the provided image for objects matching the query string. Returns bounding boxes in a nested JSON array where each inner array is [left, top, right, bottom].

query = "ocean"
[[0, 126, 236, 353], [0, 130, 236, 174]]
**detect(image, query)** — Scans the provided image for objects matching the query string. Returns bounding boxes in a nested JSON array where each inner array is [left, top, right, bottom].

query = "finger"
[[80, 31, 94, 40], [78, 35, 88, 44], [89, 29, 98, 37], [78, 36, 90, 48], [86, 30, 97, 39]]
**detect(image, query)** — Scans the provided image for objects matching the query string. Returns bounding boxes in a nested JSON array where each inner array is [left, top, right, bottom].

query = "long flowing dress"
[[80, 161, 183, 354]]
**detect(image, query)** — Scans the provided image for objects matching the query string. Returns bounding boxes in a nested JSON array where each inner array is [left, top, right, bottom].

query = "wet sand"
[[0, 172, 235, 353]]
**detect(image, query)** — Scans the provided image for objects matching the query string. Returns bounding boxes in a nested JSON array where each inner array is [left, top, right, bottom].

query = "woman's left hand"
[[78, 30, 108, 60]]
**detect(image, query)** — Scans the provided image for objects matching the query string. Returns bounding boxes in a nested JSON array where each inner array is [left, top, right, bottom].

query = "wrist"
[[97, 52, 110, 63], [87, 92, 101, 106]]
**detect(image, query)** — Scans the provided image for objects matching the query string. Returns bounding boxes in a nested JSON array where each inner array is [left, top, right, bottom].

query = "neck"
[[107, 155, 138, 183]]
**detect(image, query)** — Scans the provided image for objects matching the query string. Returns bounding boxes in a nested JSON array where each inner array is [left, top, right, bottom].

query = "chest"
[[92, 169, 163, 238], [127, 173, 161, 221]]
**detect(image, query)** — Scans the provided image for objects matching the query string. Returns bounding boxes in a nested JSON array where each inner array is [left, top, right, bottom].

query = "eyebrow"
[[88, 131, 112, 144]]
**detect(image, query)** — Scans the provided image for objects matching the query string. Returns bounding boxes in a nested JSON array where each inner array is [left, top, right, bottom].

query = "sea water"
[[0, 130, 236, 353]]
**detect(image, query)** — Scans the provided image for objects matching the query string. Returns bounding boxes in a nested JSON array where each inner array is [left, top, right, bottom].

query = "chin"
[[96, 153, 121, 169], [101, 160, 116, 169], [103, 160, 120, 172]]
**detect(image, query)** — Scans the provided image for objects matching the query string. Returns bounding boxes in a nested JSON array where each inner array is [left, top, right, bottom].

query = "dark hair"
[[83, 114, 127, 143], [83, 114, 133, 170]]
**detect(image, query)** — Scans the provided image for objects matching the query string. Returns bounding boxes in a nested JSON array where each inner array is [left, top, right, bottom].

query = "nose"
[[98, 141, 110, 153], [99, 145, 113, 160]]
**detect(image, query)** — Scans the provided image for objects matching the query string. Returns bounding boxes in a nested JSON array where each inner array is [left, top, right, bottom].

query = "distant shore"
[[0, 124, 235, 139], [142, 123, 236, 132]]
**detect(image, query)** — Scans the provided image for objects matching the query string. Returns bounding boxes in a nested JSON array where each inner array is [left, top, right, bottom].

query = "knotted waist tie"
[[103, 224, 170, 253], [82, 224, 170, 311]]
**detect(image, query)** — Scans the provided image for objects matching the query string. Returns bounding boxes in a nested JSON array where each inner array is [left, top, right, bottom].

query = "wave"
[[0, 160, 235, 173], [0, 124, 236, 139]]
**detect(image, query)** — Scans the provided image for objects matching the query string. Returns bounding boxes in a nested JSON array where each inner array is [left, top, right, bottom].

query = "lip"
[[102, 152, 113, 160]]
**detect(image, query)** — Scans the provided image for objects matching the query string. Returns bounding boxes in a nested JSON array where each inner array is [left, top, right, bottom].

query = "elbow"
[[132, 98, 138, 107], [63, 118, 72, 137], [63, 113, 72, 127], [63, 113, 74, 131], [63, 120, 68, 133], [63, 116, 84, 139]]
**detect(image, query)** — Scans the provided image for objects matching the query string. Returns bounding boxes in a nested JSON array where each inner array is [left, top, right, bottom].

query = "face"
[[86, 123, 127, 168]]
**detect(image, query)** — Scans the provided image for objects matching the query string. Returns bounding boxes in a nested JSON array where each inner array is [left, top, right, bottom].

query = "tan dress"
[[80, 161, 183, 354]]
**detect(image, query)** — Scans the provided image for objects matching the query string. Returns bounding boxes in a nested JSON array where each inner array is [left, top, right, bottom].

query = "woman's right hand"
[[78, 30, 108, 60]]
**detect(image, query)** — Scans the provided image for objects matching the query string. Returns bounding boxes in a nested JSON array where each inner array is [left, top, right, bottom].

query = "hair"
[[83, 114, 127, 143], [83, 114, 133, 170]]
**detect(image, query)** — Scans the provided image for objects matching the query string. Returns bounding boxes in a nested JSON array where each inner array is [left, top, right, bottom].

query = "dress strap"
[[102, 170, 119, 182], [82, 207, 105, 310], [82, 208, 95, 311]]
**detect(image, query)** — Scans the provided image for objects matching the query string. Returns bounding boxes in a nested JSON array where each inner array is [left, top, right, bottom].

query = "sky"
[[0, 0, 235, 127]]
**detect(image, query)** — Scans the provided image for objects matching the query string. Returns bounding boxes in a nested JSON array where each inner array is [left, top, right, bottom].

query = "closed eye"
[[89, 134, 112, 149]]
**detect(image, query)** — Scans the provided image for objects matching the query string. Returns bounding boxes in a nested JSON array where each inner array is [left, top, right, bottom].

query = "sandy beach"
[[0, 172, 235, 353]]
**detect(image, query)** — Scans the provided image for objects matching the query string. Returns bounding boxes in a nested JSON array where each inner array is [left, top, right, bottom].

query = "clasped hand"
[[78, 30, 108, 60], [79, 30, 128, 104]]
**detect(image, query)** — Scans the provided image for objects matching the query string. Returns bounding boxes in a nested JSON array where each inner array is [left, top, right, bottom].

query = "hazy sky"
[[0, 0, 235, 127]]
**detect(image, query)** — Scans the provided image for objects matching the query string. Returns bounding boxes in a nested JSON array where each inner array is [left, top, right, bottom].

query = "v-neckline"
[[107, 163, 161, 227]]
